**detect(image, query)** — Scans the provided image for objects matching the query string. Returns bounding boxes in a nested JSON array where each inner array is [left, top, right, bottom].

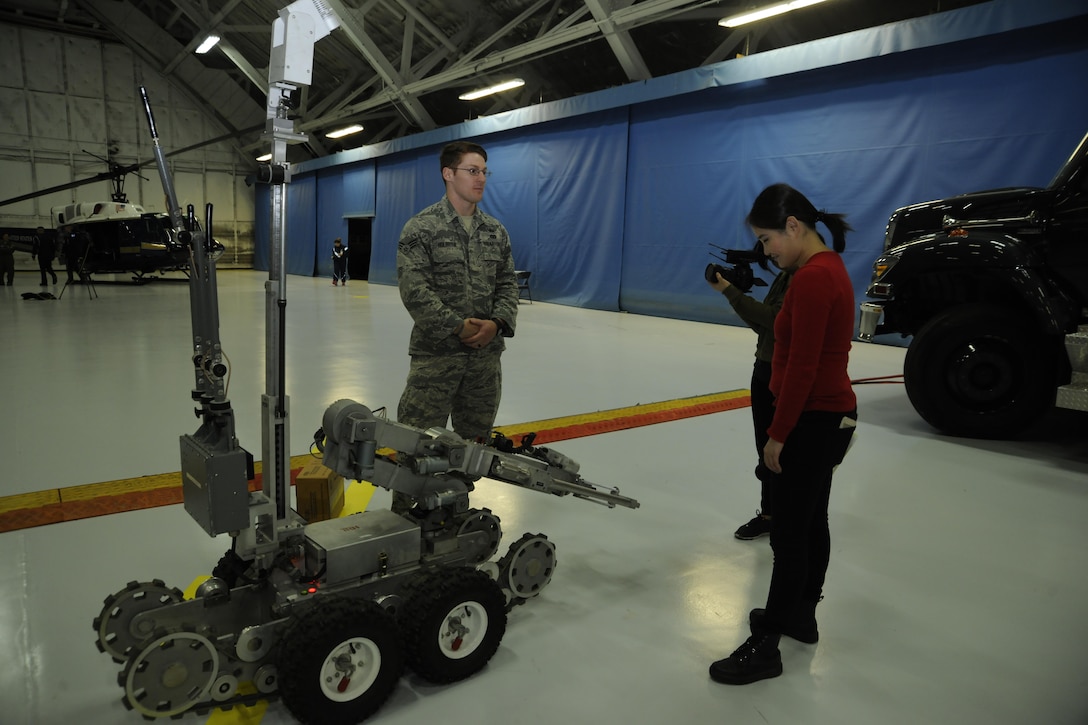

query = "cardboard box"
[[295, 461, 345, 522]]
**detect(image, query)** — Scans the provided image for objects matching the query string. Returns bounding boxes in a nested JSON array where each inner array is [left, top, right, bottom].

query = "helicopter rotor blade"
[[0, 123, 263, 209], [0, 166, 142, 208]]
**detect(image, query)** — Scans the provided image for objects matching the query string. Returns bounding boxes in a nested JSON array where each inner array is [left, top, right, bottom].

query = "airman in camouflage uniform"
[[394, 142, 519, 513]]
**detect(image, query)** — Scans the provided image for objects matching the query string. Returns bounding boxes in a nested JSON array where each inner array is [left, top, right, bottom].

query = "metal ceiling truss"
[[76, 0, 265, 163], [0, 0, 993, 164], [300, 0, 718, 134]]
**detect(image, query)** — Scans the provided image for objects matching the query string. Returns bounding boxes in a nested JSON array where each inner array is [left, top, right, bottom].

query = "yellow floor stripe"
[[0, 489, 60, 515], [0, 391, 748, 534], [494, 389, 751, 443], [60, 471, 181, 501]]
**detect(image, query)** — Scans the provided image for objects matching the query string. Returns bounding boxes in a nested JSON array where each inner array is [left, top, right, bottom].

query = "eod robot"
[[91, 3, 638, 723]]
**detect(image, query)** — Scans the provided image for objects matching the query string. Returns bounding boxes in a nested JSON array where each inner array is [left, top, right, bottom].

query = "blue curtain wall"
[[255, 162, 376, 276], [254, 5, 1088, 339]]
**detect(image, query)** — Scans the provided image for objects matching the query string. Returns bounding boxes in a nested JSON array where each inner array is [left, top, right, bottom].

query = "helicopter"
[[0, 143, 241, 283]]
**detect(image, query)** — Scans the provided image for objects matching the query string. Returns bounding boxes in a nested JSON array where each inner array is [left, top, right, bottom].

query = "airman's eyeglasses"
[[450, 167, 492, 178]]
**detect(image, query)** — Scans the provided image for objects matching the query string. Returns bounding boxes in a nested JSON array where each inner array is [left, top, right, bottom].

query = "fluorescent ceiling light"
[[719, 0, 830, 28], [458, 79, 525, 101], [195, 34, 221, 54], [256, 153, 272, 162], [325, 124, 364, 139]]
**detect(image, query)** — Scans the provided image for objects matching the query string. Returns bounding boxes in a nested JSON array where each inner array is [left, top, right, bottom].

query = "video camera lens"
[[704, 261, 757, 292], [705, 263, 728, 284]]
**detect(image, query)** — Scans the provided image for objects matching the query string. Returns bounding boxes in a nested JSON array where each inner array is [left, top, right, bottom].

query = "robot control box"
[[180, 433, 252, 536], [303, 510, 419, 585]]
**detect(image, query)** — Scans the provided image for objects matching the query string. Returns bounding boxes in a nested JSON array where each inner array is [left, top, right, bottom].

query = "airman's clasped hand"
[[456, 317, 497, 349]]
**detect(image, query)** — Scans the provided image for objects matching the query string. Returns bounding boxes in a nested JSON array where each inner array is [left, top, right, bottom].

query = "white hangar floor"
[[1, 270, 1086, 725]]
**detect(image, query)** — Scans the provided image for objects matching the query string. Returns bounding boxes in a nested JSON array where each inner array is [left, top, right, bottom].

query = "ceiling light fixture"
[[325, 124, 364, 139], [256, 153, 272, 162], [719, 0, 830, 28], [458, 79, 525, 101], [195, 34, 221, 54]]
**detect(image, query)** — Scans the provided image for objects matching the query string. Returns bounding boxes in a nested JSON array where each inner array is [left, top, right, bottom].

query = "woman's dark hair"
[[745, 183, 852, 252]]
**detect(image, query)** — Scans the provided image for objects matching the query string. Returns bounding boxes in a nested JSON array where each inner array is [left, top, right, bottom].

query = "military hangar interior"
[[1, 1, 1087, 724]]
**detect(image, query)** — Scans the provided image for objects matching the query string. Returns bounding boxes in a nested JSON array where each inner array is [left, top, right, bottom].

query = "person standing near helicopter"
[[0, 233, 15, 286], [32, 226, 57, 286], [64, 226, 91, 285]]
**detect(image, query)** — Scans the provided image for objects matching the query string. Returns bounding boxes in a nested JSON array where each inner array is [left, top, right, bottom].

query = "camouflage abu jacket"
[[397, 196, 519, 356]]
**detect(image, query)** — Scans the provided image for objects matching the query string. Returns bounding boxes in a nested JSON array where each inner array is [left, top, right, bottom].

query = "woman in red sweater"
[[711, 183, 858, 685]]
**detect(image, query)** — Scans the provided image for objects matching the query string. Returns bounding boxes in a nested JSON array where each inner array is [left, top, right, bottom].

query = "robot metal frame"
[[91, 3, 639, 723]]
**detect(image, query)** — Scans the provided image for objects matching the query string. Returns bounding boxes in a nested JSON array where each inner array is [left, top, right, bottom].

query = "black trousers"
[[750, 360, 775, 515], [67, 255, 81, 282], [764, 408, 856, 631], [39, 256, 56, 284]]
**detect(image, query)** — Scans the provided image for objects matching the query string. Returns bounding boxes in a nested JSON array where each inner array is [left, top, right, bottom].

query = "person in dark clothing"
[[0, 233, 14, 285], [710, 183, 857, 687], [708, 263, 794, 540], [331, 237, 348, 286], [32, 227, 58, 286], [64, 227, 91, 284]]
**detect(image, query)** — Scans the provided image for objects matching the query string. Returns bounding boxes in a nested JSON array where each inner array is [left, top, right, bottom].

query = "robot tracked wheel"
[[93, 579, 185, 663], [498, 533, 557, 605], [120, 630, 219, 718]]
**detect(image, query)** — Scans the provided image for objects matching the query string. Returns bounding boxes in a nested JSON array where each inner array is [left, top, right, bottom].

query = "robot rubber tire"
[[398, 567, 508, 684], [276, 597, 405, 725]]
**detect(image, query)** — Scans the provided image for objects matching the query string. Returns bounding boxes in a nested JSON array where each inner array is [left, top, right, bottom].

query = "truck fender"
[[885, 232, 1074, 335]]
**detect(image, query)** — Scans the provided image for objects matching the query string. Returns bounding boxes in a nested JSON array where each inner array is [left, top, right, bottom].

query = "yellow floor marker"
[[341, 480, 376, 515], [205, 684, 268, 724], [1, 391, 749, 532]]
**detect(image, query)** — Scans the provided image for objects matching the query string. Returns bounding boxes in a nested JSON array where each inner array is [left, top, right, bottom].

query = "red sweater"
[[768, 250, 856, 442]]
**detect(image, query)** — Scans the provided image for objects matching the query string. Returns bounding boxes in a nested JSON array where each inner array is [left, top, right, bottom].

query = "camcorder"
[[704, 243, 770, 293]]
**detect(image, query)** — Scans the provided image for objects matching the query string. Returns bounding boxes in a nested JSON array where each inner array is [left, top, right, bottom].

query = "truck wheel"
[[903, 303, 1057, 438], [398, 567, 507, 684], [277, 598, 404, 725]]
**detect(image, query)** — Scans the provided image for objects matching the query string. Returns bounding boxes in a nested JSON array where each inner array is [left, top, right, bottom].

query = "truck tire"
[[903, 303, 1057, 438]]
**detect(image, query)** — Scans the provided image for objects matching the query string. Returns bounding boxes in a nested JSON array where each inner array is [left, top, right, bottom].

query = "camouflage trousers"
[[393, 349, 503, 514]]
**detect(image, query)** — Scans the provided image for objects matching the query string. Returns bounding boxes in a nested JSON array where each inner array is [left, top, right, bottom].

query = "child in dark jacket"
[[332, 237, 347, 286]]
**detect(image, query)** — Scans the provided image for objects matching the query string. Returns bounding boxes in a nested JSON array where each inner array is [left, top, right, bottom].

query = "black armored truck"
[[858, 131, 1088, 438]]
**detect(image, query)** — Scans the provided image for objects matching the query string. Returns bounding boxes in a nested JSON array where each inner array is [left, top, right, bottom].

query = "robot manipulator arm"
[[318, 399, 479, 500], [317, 398, 641, 510]]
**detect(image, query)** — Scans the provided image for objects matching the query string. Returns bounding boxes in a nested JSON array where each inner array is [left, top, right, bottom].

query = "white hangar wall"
[[0, 23, 256, 265]]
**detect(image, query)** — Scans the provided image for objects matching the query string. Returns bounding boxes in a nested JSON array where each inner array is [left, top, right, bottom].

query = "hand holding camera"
[[704, 244, 769, 293]]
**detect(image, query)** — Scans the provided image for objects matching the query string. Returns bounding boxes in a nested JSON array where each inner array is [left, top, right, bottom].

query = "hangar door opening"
[[347, 217, 372, 281]]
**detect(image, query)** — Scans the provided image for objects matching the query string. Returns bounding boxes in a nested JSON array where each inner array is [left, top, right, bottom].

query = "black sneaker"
[[734, 512, 771, 540], [749, 608, 819, 644], [709, 633, 782, 685]]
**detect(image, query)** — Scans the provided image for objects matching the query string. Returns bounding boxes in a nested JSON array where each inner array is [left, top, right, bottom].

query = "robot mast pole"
[[263, 141, 291, 524], [261, 0, 342, 531]]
